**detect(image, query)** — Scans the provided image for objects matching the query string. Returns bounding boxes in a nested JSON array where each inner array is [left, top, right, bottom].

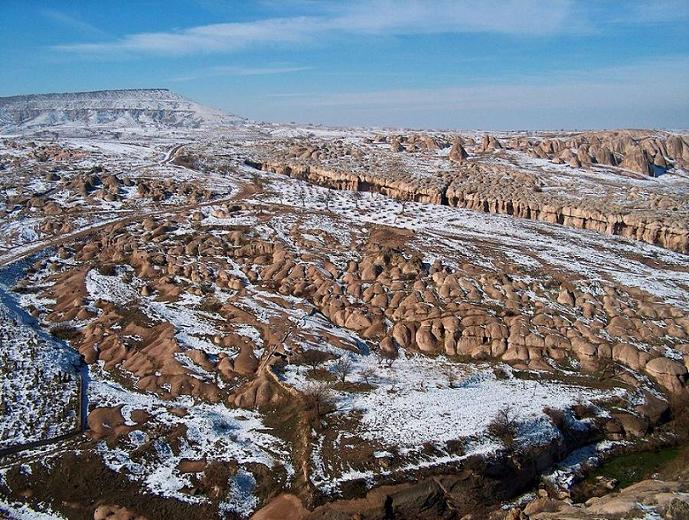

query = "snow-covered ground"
[[0, 296, 81, 450], [90, 364, 291, 510], [1, 119, 688, 518]]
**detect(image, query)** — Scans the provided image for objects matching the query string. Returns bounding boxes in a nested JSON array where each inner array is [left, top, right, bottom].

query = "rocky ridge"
[[249, 129, 689, 253]]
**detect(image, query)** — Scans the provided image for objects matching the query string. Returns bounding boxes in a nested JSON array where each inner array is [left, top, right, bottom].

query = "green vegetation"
[[589, 447, 679, 488]]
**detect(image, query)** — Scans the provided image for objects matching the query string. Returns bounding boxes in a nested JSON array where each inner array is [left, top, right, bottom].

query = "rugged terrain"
[[1, 90, 688, 520]]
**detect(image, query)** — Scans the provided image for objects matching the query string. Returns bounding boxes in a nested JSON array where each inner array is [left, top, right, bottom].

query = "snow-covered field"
[[0, 299, 81, 450]]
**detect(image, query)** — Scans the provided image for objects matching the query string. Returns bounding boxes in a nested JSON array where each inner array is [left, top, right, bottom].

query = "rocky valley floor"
[[1, 111, 689, 520]]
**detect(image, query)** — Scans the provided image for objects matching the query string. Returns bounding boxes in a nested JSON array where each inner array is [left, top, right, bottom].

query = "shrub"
[[446, 439, 465, 455], [296, 349, 334, 369], [487, 406, 518, 447], [493, 366, 511, 380], [97, 263, 117, 276], [375, 348, 397, 368], [50, 324, 80, 341]]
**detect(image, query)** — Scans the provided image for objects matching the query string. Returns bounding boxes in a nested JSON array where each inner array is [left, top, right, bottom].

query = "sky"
[[0, 0, 688, 130]]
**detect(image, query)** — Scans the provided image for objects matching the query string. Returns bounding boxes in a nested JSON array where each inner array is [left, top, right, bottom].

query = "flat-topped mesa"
[[249, 158, 689, 254], [0, 88, 239, 131]]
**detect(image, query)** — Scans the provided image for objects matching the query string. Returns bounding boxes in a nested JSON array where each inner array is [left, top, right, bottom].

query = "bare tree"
[[302, 383, 335, 417], [332, 356, 354, 383], [360, 366, 377, 384], [399, 193, 413, 217], [297, 187, 307, 208], [352, 189, 363, 209], [319, 189, 334, 212]]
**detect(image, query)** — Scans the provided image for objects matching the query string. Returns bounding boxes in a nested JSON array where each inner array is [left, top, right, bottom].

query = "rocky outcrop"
[[449, 141, 468, 163], [94, 504, 148, 520], [518, 130, 689, 173], [444, 186, 689, 253], [621, 148, 653, 175], [519, 479, 689, 519], [251, 160, 449, 205], [251, 159, 689, 254], [480, 135, 503, 152]]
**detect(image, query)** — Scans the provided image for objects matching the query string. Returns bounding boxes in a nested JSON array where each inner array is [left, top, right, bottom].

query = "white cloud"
[[54, 0, 578, 56], [171, 65, 312, 82], [55, 17, 318, 55], [41, 9, 108, 38]]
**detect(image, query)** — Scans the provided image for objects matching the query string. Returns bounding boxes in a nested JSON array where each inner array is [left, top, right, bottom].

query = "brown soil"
[[2, 451, 221, 520], [250, 493, 308, 520], [367, 225, 414, 250]]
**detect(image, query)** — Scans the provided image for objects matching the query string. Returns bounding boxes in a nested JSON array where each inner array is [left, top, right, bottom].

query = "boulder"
[[234, 345, 259, 376], [645, 357, 688, 394], [449, 142, 468, 163]]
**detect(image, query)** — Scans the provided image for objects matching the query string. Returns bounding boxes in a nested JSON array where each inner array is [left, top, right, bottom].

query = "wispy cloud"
[[171, 65, 312, 82], [53, 0, 579, 56], [55, 16, 321, 55], [41, 9, 108, 38]]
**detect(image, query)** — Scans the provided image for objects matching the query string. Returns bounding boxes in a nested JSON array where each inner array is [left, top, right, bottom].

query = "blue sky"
[[1, 0, 688, 129]]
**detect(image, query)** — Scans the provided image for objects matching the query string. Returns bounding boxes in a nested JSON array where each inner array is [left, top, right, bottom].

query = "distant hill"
[[0, 88, 240, 133]]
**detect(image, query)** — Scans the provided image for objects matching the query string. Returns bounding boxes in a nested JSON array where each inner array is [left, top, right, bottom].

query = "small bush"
[[97, 263, 117, 276], [295, 349, 335, 369], [375, 348, 397, 368], [493, 366, 512, 380], [487, 406, 518, 447], [446, 439, 465, 455], [50, 324, 80, 341], [306, 367, 338, 382]]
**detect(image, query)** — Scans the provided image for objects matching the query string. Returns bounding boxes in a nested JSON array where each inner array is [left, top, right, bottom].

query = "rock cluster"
[[513, 131, 689, 174], [38, 200, 689, 406], [512, 479, 689, 519]]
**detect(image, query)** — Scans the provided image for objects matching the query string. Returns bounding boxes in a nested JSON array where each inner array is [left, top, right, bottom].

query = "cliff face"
[[444, 188, 689, 253], [250, 159, 689, 254]]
